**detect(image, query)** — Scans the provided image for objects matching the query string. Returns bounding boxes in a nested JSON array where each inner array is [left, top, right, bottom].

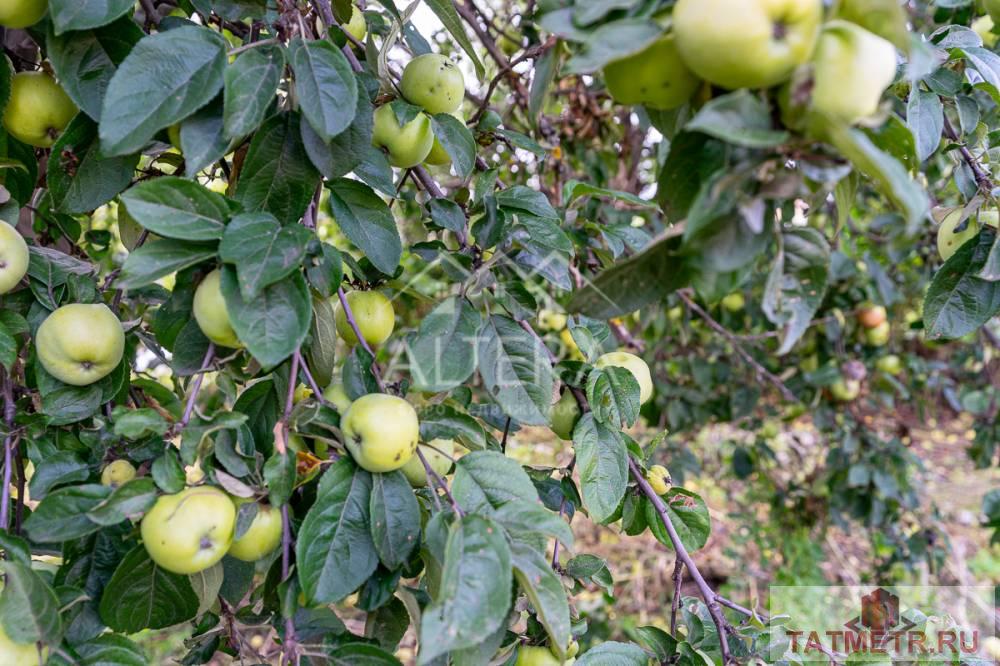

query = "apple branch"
[[943, 115, 995, 197], [178, 343, 215, 431], [0, 368, 17, 532], [417, 448, 464, 516], [336, 287, 386, 392], [278, 352, 300, 664]]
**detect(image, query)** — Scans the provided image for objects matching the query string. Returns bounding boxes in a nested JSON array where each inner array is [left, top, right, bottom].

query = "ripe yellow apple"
[[537, 309, 568, 332], [140, 486, 236, 574], [0, 220, 28, 295], [876, 354, 903, 375], [937, 208, 997, 261], [0, 0, 46, 29], [515, 646, 564, 666], [424, 110, 464, 166], [830, 377, 860, 402], [193, 269, 242, 348], [603, 34, 700, 110], [228, 500, 283, 562], [550, 390, 581, 440], [721, 292, 745, 312], [322, 382, 353, 412], [341, 393, 419, 472], [594, 351, 653, 404], [344, 5, 366, 42], [372, 104, 434, 168], [0, 623, 46, 666], [646, 464, 671, 495], [856, 304, 887, 329], [101, 460, 136, 488], [36, 303, 124, 386], [2, 71, 77, 148], [863, 321, 890, 347], [400, 437, 455, 487], [809, 21, 897, 125], [974, 15, 998, 48], [673, 0, 822, 90], [334, 289, 395, 347], [400, 53, 465, 115]]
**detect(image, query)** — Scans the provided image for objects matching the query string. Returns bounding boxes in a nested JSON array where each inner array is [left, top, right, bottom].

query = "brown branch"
[[943, 115, 994, 196], [0, 368, 16, 532], [177, 343, 215, 431]]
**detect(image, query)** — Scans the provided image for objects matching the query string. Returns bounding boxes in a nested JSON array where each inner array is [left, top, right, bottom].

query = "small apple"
[[515, 646, 564, 666], [645, 464, 672, 495], [876, 354, 903, 376], [167, 123, 182, 151], [673, 0, 822, 90], [322, 382, 353, 412], [0, 220, 28, 294], [193, 269, 242, 348], [537, 309, 568, 332], [603, 34, 700, 110], [334, 289, 395, 347], [2, 71, 77, 148], [974, 15, 998, 48], [808, 21, 897, 125], [936, 208, 998, 261], [424, 110, 464, 166], [101, 460, 136, 488], [863, 320, 890, 347], [0, 623, 46, 666], [550, 390, 581, 440], [500, 33, 522, 57], [140, 486, 236, 574], [36, 303, 124, 386], [372, 104, 435, 168], [594, 351, 653, 404], [856, 303, 887, 329], [0, 0, 46, 29], [341, 393, 419, 473], [830, 377, 861, 402], [344, 5, 366, 42], [400, 437, 455, 487], [400, 53, 465, 115], [721, 292, 745, 313], [559, 328, 584, 361], [228, 499, 283, 562]]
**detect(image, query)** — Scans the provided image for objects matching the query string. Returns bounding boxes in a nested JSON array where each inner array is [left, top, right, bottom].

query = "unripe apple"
[[400, 438, 455, 487], [0, 623, 46, 666], [400, 53, 465, 115], [2, 71, 77, 148], [515, 646, 564, 666], [0, 220, 28, 294], [559, 329, 584, 361], [864, 320, 890, 347], [372, 105, 435, 168], [344, 5, 366, 42], [830, 377, 861, 402], [322, 382, 353, 412], [424, 110, 464, 166], [876, 354, 903, 376], [101, 460, 136, 488], [140, 486, 236, 574], [974, 15, 998, 48], [36, 303, 124, 386], [603, 34, 700, 110], [800, 353, 819, 373], [646, 464, 671, 495], [167, 123, 182, 151], [341, 393, 419, 472], [334, 289, 395, 347], [0, 0, 45, 28], [721, 292, 745, 313], [856, 303, 887, 329], [809, 21, 897, 125], [193, 269, 242, 348], [228, 499, 283, 562], [673, 0, 822, 90], [936, 208, 998, 261], [537, 309, 568, 332], [550, 390, 581, 440], [594, 351, 653, 404]]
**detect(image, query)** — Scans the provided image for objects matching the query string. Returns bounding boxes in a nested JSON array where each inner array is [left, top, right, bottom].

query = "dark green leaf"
[[576, 641, 649, 665], [906, 89, 943, 162], [477, 315, 554, 426], [430, 113, 475, 178], [452, 450, 539, 514], [23, 484, 111, 543], [761, 227, 830, 355], [87, 478, 158, 526], [645, 488, 711, 552], [224, 43, 284, 141], [564, 18, 661, 73], [511, 541, 571, 657], [219, 212, 312, 299], [116, 239, 218, 290], [924, 229, 1000, 339], [586, 366, 640, 429], [369, 471, 420, 570], [49, 0, 134, 34], [48, 115, 138, 214], [289, 37, 358, 142], [686, 90, 789, 148], [121, 176, 231, 241], [98, 546, 199, 632], [220, 267, 312, 367], [407, 296, 482, 392], [326, 178, 402, 275], [0, 561, 61, 644], [422, 0, 485, 80], [573, 413, 627, 523]]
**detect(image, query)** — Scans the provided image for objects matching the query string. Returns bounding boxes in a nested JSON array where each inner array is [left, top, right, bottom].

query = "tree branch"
[[178, 343, 215, 431]]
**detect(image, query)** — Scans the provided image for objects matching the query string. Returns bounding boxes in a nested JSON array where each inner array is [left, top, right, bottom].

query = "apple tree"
[[0, 0, 995, 664]]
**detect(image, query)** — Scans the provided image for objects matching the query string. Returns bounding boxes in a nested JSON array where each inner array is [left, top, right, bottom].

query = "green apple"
[[141, 486, 236, 574], [500, 33, 522, 57], [974, 15, 998, 48], [2, 71, 77, 148], [334, 289, 395, 347], [167, 123, 182, 151], [550, 390, 581, 440], [515, 646, 564, 666], [341, 393, 419, 472], [400, 53, 465, 115], [809, 21, 897, 125], [594, 351, 653, 404], [36, 303, 124, 386], [603, 34, 700, 110], [830, 377, 860, 402], [322, 382, 353, 412], [721, 292, 745, 312], [0, 0, 46, 29], [937, 208, 998, 261], [0, 623, 46, 666], [344, 5, 366, 42], [876, 354, 903, 375], [424, 110, 464, 166], [856, 303, 887, 329], [400, 437, 455, 487], [673, 0, 822, 90], [863, 320, 890, 347], [553, 640, 579, 660], [646, 464, 671, 495], [193, 269, 242, 348], [538, 310, 568, 332], [101, 460, 136, 488], [800, 353, 819, 373], [372, 104, 435, 168], [228, 500, 283, 562], [0, 220, 28, 295]]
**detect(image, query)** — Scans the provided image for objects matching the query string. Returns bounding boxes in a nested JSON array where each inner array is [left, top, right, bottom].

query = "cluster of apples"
[[602, 0, 898, 135]]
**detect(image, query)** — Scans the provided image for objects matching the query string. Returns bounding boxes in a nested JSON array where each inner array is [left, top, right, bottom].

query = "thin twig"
[[418, 448, 463, 516], [280, 503, 298, 665], [178, 343, 215, 430], [943, 115, 994, 195], [0, 369, 15, 532], [670, 559, 684, 635]]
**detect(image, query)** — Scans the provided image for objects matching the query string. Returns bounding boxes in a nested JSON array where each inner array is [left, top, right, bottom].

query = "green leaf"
[[326, 178, 402, 275], [220, 267, 312, 367], [428, 197, 466, 234], [407, 296, 482, 392], [562, 179, 657, 209], [178, 94, 229, 177], [686, 90, 790, 148], [41, 384, 103, 425], [421, 0, 485, 80], [116, 239, 218, 290], [564, 18, 662, 73], [369, 471, 420, 570], [49, 0, 134, 34], [586, 366, 640, 429], [219, 212, 312, 299], [23, 484, 111, 543], [27, 452, 89, 501], [430, 113, 476, 178], [494, 502, 573, 549], [326, 643, 404, 664], [418, 515, 512, 663], [573, 413, 628, 523], [87, 478, 159, 526], [0, 561, 61, 644], [298, 459, 379, 604], [288, 37, 359, 142], [224, 42, 285, 141], [906, 89, 943, 162], [74, 634, 149, 665], [418, 404, 487, 451], [234, 112, 321, 225], [48, 114, 138, 214], [645, 488, 711, 552], [477, 315, 554, 426], [113, 407, 170, 439], [511, 541, 571, 658], [924, 228, 1000, 339], [100, 25, 227, 156], [98, 546, 200, 632], [452, 451, 539, 514], [495, 185, 559, 221], [301, 83, 374, 180], [576, 641, 650, 665], [121, 176, 231, 241], [761, 227, 830, 355], [152, 449, 186, 493]]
